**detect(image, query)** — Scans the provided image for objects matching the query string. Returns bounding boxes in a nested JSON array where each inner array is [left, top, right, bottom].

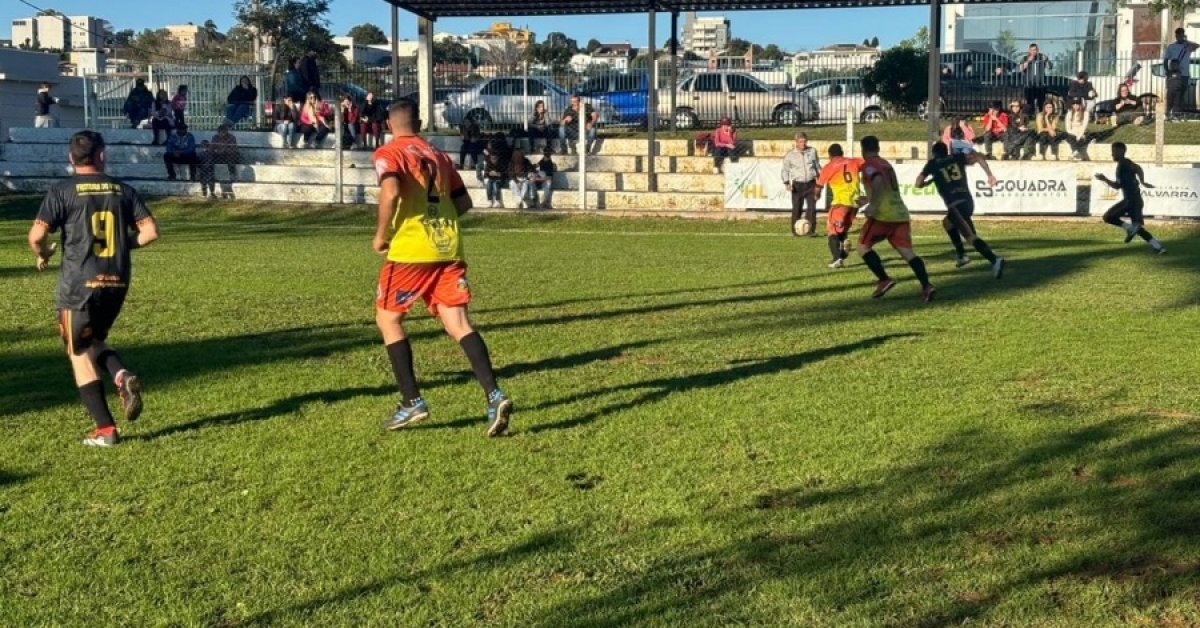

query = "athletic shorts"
[[858, 218, 913, 250], [826, 205, 857, 237], [945, 199, 978, 239], [58, 288, 127, 355], [376, 261, 471, 316]]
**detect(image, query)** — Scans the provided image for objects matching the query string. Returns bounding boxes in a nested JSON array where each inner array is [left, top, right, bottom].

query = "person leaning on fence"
[[712, 116, 738, 175], [1065, 98, 1092, 161], [358, 92, 385, 150], [781, 132, 821, 237], [163, 124, 198, 181], [275, 96, 298, 148], [1035, 101, 1068, 160], [123, 78, 154, 129], [979, 101, 1008, 159], [1110, 83, 1144, 127], [1067, 71, 1098, 121], [1164, 28, 1199, 122], [559, 95, 598, 155], [1002, 100, 1035, 161], [507, 148, 536, 209], [298, 92, 331, 148], [285, 58, 307, 103], [224, 75, 258, 127], [34, 83, 59, 128], [531, 148, 556, 209], [150, 90, 174, 145], [170, 85, 188, 128], [1018, 43, 1052, 112], [210, 124, 240, 185], [458, 117, 484, 169]]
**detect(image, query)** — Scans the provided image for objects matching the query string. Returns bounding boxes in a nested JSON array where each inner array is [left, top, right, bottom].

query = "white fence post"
[[846, 106, 854, 157], [578, 102, 587, 211], [82, 75, 90, 128], [334, 113, 344, 204]]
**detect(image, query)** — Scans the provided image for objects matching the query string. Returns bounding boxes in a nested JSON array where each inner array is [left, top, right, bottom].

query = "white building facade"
[[683, 13, 730, 57], [10, 14, 104, 51]]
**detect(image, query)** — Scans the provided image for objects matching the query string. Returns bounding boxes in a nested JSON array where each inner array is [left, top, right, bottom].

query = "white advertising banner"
[[1088, 166, 1200, 218], [725, 159, 1077, 215]]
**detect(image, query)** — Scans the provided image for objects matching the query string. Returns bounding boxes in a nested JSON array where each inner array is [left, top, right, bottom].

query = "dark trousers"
[[790, 180, 817, 235], [981, 131, 1003, 157], [1025, 86, 1047, 113], [1103, 198, 1145, 227], [1036, 131, 1067, 157], [713, 146, 736, 171], [358, 121, 383, 147], [164, 152, 198, 180], [1003, 130, 1034, 160], [1066, 134, 1091, 159], [298, 124, 329, 147], [459, 140, 484, 168], [1166, 76, 1188, 117]]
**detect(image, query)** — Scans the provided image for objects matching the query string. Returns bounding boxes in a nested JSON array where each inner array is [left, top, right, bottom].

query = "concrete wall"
[[0, 49, 85, 141]]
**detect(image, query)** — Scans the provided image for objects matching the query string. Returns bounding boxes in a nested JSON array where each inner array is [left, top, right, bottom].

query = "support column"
[[647, 9, 658, 193], [417, 16, 435, 132], [926, 0, 943, 156], [669, 11, 679, 134], [391, 4, 401, 101]]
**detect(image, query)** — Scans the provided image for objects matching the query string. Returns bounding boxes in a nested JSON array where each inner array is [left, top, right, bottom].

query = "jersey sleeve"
[[124, 185, 154, 228], [34, 187, 66, 231], [373, 149, 406, 184], [919, 160, 935, 179], [816, 163, 835, 186]]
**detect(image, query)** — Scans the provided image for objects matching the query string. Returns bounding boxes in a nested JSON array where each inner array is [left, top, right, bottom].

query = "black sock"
[[907, 256, 931, 288], [78, 381, 115, 429], [838, 235, 849, 259], [861, 250, 889, 281], [1136, 227, 1154, 242], [385, 340, 420, 403], [827, 236, 842, 261], [946, 227, 966, 257], [458, 331, 498, 395], [95, 349, 125, 381], [972, 237, 998, 263]]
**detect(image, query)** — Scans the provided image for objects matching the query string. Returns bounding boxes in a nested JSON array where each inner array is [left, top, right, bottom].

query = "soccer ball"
[[795, 220, 811, 236]]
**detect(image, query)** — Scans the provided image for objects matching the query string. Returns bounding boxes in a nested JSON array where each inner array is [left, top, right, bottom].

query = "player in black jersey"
[[1095, 142, 1165, 254], [915, 142, 1006, 279], [27, 131, 160, 447]]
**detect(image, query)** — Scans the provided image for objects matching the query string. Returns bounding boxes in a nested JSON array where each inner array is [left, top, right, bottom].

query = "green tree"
[[870, 36, 880, 48], [586, 38, 602, 53], [235, 0, 343, 92], [1148, 0, 1200, 18], [993, 29, 1018, 61], [862, 45, 928, 111], [863, 38, 870, 47], [896, 26, 929, 50], [726, 37, 753, 55], [109, 29, 135, 47], [434, 40, 470, 65], [347, 23, 387, 45], [760, 44, 785, 61], [527, 31, 578, 70]]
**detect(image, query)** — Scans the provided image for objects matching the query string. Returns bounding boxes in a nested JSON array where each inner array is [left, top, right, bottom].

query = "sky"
[[3, 0, 928, 52]]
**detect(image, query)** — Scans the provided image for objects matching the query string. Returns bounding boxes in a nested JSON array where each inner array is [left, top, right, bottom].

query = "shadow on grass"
[[531, 404, 1200, 626], [526, 333, 920, 434], [0, 469, 32, 489], [243, 527, 577, 625], [0, 323, 377, 419]]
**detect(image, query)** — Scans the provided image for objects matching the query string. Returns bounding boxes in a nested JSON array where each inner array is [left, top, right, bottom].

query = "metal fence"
[[84, 65, 267, 131]]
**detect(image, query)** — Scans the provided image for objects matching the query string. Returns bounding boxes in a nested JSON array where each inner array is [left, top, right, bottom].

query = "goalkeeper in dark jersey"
[[915, 142, 1006, 279], [27, 131, 160, 447]]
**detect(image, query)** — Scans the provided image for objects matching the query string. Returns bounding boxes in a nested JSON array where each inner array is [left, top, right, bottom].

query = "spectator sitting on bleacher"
[[508, 148, 536, 209], [210, 124, 240, 183], [458, 117, 484, 169], [712, 116, 737, 175], [1002, 100, 1035, 160], [1065, 98, 1092, 161], [123, 78, 154, 129], [197, 140, 216, 198], [482, 139, 510, 208], [941, 117, 975, 153], [528, 100, 554, 152], [338, 95, 359, 150], [358, 92, 385, 150], [150, 89, 173, 145], [164, 124, 198, 181], [1110, 83, 1144, 127], [532, 148, 556, 210], [979, 101, 1007, 159], [298, 92, 331, 148], [170, 85, 188, 128], [1035, 101, 1067, 160], [275, 96, 298, 148], [224, 75, 258, 127]]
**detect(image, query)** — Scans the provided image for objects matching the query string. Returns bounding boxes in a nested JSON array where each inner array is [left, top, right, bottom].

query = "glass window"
[[481, 79, 506, 96], [580, 76, 609, 93], [693, 73, 723, 92], [679, 77, 694, 91], [806, 84, 831, 99], [844, 80, 865, 95], [613, 75, 642, 92], [523, 79, 546, 96], [725, 74, 766, 93]]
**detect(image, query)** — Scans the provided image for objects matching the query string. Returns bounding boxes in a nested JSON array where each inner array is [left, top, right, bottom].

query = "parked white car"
[[798, 76, 889, 124], [442, 76, 617, 128]]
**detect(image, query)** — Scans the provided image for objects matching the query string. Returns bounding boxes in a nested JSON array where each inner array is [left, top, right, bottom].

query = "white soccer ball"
[[795, 220, 811, 236]]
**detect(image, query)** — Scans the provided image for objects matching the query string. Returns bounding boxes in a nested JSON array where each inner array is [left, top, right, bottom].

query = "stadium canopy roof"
[[384, 0, 1043, 20]]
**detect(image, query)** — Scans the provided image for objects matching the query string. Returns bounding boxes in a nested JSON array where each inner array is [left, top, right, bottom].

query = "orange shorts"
[[375, 261, 471, 316], [858, 218, 913, 250], [827, 205, 857, 237]]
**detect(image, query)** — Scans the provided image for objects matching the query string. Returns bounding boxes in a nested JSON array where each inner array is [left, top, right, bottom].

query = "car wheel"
[[860, 108, 886, 124], [674, 108, 698, 130], [774, 104, 801, 126], [466, 109, 492, 127]]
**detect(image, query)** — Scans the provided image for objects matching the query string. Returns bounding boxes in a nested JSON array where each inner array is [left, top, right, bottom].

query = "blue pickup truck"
[[573, 72, 649, 127]]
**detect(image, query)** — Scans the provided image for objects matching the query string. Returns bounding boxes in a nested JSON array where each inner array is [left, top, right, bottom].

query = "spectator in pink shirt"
[[170, 85, 188, 128], [941, 117, 975, 150], [712, 116, 738, 174]]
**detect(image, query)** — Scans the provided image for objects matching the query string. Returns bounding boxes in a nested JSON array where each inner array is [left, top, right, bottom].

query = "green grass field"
[[2, 196, 1199, 626]]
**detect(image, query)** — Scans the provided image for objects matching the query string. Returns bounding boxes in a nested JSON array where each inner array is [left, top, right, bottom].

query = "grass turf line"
[[1, 196, 1199, 626]]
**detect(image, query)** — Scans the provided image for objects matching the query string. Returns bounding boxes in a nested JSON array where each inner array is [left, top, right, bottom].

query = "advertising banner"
[[1089, 166, 1200, 218]]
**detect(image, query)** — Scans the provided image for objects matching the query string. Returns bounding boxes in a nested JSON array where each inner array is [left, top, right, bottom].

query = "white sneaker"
[[828, 258, 844, 269], [992, 257, 1005, 279], [955, 255, 971, 268], [713, 167, 721, 174]]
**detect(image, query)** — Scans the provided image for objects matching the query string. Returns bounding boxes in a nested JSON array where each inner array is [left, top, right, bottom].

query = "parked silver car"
[[798, 76, 889, 124], [442, 76, 617, 127], [658, 71, 818, 129]]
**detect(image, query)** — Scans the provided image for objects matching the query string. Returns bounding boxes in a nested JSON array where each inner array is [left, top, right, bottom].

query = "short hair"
[[828, 143, 843, 157], [950, 126, 964, 140], [1112, 141, 1127, 152], [69, 130, 104, 166], [1029, 42, 1039, 48], [388, 98, 420, 131], [1077, 71, 1089, 80], [990, 100, 1003, 110], [39, 82, 50, 89], [860, 135, 880, 153], [932, 142, 949, 157], [794, 132, 808, 141], [1177, 28, 1187, 35]]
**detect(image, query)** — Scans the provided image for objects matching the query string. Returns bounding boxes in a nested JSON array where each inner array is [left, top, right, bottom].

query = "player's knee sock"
[[827, 236, 842, 261], [95, 350, 127, 385], [1135, 227, 1154, 242], [971, 237, 998, 264], [907, 256, 931, 288], [946, 227, 966, 257], [861, 250, 889, 281], [1103, 215, 1125, 228], [78, 381, 116, 430], [458, 332, 499, 395], [838, 234, 850, 259], [385, 339, 421, 403]]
